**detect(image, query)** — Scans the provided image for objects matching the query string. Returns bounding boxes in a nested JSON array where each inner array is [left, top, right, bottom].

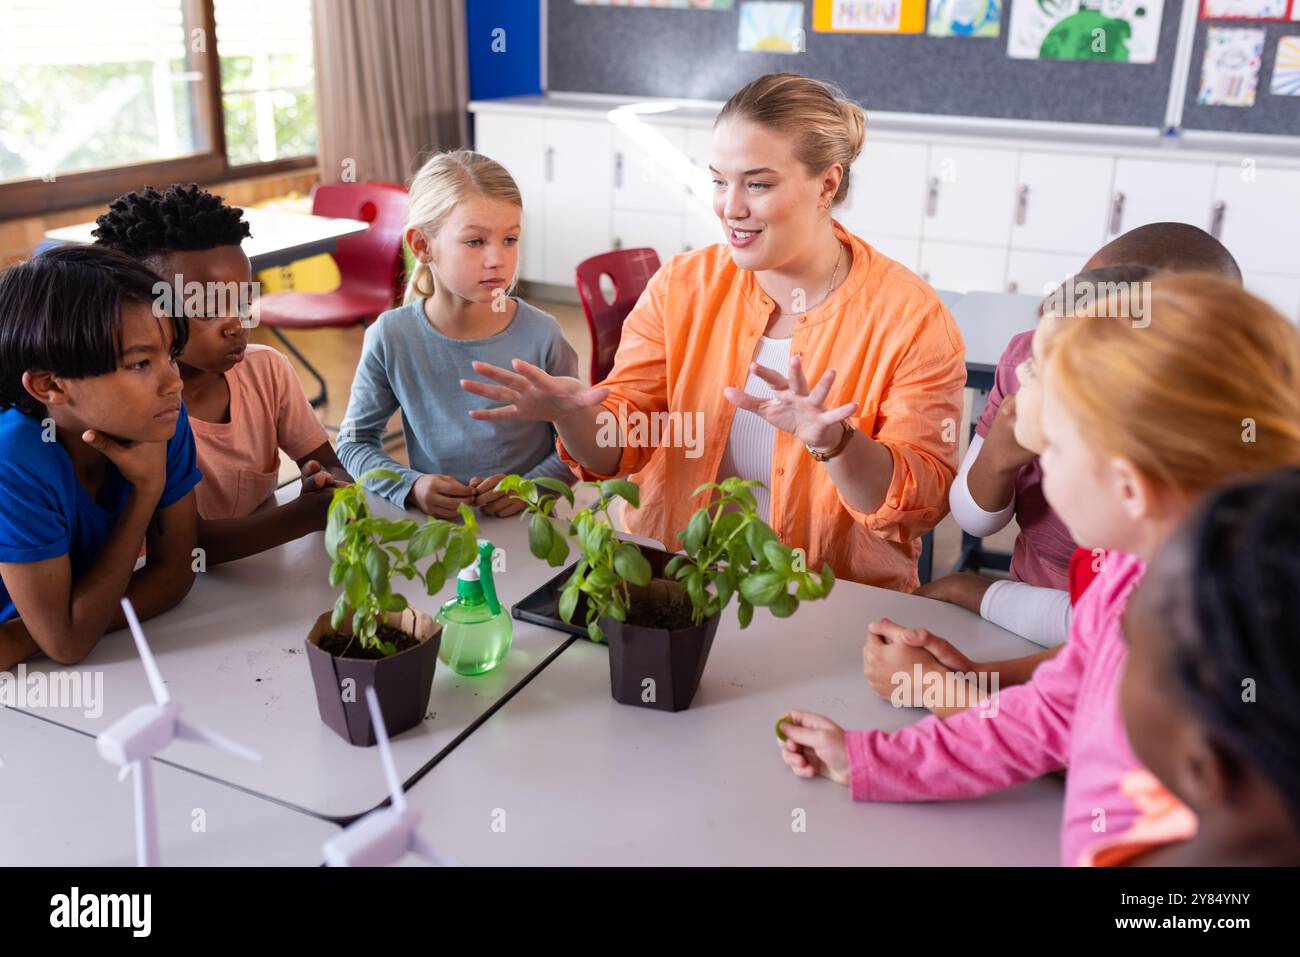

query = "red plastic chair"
[[574, 247, 661, 385], [256, 182, 408, 407]]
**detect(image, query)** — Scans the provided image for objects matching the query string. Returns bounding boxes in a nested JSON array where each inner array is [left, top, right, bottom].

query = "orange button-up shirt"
[[558, 221, 965, 592]]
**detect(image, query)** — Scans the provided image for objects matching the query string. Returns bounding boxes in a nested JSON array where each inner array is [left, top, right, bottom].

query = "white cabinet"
[[1109, 159, 1216, 239], [1011, 151, 1113, 256], [613, 121, 687, 215], [543, 118, 613, 286], [1244, 272, 1300, 324], [1005, 250, 1081, 297], [682, 126, 722, 252], [840, 140, 929, 241], [921, 146, 1018, 246], [682, 205, 723, 252], [1212, 164, 1300, 277], [863, 235, 921, 274], [613, 209, 685, 263], [473, 113, 546, 284], [919, 241, 1008, 293], [471, 103, 1300, 302]]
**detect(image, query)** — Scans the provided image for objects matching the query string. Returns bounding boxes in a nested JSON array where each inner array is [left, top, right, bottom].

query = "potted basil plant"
[[305, 468, 478, 745], [498, 475, 834, 711]]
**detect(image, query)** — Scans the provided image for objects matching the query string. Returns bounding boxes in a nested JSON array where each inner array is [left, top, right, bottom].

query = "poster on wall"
[[738, 1, 807, 50], [1007, 0, 1165, 63], [812, 0, 927, 34], [1197, 26, 1266, 105], [928, 0, 1003, 35], [1269, 35, 1300, 94], [1198, 0, 1293, 20], [574, 0, 736, 8]]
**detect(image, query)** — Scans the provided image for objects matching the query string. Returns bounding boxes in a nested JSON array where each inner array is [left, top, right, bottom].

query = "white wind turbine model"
[[96, 598, 262, 866], [322, 686, 451, 867]]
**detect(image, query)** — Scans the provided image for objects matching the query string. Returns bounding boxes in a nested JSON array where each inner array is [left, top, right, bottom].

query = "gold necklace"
[[774, 242, 844, 321]]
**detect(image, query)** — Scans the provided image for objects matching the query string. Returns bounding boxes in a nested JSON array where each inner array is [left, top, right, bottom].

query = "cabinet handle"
[[1210, 200, 1226, 239], [1014, 185, 1029, 227], [545, 147, 555, 183], [1109, 191, 1126, 236], [1007, 280, 1019, 293], [920, 270, 931, 283], [683, 244, 692, 252], [925, 177, 939, 217], [612, 237, 623, 250], [614, 151, 624, 189]]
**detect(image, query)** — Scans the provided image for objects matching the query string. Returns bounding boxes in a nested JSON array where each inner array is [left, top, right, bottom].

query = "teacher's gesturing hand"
[[461, 358, 609, 422], [725, 353, 893, 515], [460, 358, 621, 476], [723, 354, 859, 449]]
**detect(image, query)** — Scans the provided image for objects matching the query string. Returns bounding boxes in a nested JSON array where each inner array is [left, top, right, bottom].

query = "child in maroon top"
[[865, 224, 1243, 709]]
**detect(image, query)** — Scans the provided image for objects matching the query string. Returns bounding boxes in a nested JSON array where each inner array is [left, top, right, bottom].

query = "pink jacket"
[[845, 551, 1146, 865]]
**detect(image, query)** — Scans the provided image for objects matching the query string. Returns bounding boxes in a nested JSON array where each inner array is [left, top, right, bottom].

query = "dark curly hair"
[[92, 183, 251, 266], [1170, 468, 1300, 830]]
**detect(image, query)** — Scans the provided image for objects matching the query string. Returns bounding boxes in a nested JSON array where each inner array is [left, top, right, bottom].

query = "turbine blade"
[[365, 687, 405, 811], [410, 832, 452, 867], [174, 719, 261, 763], [120, 598, 169, 705]]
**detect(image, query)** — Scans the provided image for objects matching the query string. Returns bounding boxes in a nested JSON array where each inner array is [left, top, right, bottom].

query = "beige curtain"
[[312, 0, 470, 186]]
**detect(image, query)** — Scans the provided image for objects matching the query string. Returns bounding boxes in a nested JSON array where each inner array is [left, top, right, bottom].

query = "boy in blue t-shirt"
[[0, 245, 201, 670]]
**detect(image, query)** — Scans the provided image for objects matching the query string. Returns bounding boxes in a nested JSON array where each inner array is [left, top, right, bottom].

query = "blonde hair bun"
[[718, 72, 868, 207]]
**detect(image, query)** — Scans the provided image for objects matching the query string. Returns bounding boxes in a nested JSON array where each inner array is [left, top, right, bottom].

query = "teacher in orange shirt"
[[462, 73, 965, 592]]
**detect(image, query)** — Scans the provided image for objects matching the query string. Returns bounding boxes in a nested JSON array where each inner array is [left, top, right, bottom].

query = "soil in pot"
[[317, 624, 420, 659], [622, 582, 695, 631]]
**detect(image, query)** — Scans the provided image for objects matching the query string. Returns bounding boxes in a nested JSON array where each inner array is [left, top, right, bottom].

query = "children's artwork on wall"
[[928, 0, 1003, 36], [1198, 0, 1292, 20], [812, 0, 927, 33], [1197, 26, 1266, 105], [1007, 0, 1165, 63], [1269, 35, 1300, 94], [575, 0, 735, 8], [738, 1, 807, 51]]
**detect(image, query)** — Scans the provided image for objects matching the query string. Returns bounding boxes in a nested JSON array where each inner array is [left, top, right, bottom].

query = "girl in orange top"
[[462, 74, 965, 591]]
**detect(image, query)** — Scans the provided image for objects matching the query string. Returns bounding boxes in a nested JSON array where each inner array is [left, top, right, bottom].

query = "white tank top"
[[718, 336, 792, 523]]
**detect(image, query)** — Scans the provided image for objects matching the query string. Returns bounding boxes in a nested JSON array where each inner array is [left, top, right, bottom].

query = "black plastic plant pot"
[[602, 606, 721, 713], [304, 608, 441, 747]]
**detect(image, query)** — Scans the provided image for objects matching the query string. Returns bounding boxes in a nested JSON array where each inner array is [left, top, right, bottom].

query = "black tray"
[[510, 545, 680, 639], [511, 560, 588, 638]]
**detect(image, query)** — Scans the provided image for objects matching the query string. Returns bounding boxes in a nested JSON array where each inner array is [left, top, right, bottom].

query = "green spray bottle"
[[436, 538, 512, 676]]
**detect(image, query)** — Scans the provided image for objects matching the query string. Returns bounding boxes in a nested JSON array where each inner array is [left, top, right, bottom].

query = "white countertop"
[[3, 489, 579, 820], [0, 708, 339, 866], [398, 567, 1065, 866]]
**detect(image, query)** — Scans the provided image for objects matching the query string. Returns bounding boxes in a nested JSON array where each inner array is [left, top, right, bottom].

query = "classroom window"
[[0, 0, 317, 217], [214, 0, 316, 167], [0, 0, 211, 184]]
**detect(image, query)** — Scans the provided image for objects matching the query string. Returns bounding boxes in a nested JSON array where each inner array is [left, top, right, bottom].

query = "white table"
[[0, 708, 338, 866], [398, 576, 1066, 866], [950, 291, 1042, 390], [3, 491, 581, 821], [43, 207, 369, 272], [936, 288, 964, 310]]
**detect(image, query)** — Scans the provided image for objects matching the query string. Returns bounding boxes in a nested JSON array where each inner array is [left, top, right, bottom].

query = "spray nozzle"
[[477, 538, 500, 616]]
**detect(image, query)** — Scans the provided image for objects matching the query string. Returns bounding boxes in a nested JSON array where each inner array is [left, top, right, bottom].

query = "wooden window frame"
[[0, 0, 317, 220]]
